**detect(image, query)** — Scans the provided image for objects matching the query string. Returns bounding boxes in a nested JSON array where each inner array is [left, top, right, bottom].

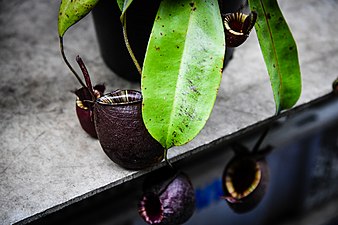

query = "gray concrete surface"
[[1, 0, 338, 224]]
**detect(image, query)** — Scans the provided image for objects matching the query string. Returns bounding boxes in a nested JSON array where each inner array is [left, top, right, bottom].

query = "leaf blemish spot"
[[267, 13, 271, 20], [178, 127, 184, 133], [190, 85, 200, 95], [189, 2, 196, 10]]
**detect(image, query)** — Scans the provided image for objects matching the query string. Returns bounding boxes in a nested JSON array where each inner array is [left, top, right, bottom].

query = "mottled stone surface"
[[0, 0, 337, 224]]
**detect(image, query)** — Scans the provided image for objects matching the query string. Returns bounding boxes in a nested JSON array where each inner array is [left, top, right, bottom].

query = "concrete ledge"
[[1, 0, 338, 224]]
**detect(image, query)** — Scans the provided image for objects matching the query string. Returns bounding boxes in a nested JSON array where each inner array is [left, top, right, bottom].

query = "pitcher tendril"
[[59, 37, 87, 89], [122, 13, 143, 76]]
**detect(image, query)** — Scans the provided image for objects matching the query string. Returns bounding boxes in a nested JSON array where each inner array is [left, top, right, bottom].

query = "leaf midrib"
[[165, 7, 194, 148], [259, 0, 283, 113]]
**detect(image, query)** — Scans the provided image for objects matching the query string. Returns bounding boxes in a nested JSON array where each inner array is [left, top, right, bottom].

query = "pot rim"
[[96, 89, 142, 106]]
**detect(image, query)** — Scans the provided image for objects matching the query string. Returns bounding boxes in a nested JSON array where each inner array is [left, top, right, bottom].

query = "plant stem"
[[252, 109, 281, 154], [59, 37, 87, 88], [252, 126, 270, 154], [164, 148, 174, 169], [122, 14, 142, 76]]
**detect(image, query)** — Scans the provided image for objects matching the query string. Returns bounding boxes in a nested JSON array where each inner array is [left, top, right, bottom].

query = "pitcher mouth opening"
[[97, 90, 142, 105], [139, 192, 164, 224], [225, 158, 262, 200]]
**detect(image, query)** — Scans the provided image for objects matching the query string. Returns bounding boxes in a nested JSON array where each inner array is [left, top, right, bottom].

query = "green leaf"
[[58, 0, 99, 37], [119, 0, 134, 22], [142, 0, 225, 149], [116, 0, 124, 11], [248, 0, 301, 113]]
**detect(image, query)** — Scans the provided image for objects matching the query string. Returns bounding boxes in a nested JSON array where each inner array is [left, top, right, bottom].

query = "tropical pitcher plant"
[[57, 0, 301, 168]]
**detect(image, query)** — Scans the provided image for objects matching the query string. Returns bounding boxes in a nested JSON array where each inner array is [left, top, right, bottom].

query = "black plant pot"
[[94, 90, 164, 170], [92, 0, 160, 82], [92, 0, 247, 82]]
